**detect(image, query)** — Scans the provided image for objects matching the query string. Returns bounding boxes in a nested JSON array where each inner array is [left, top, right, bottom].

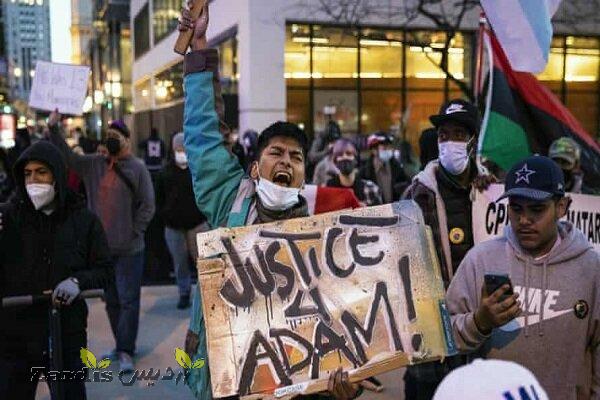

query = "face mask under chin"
[[255, 175, 301, 211]]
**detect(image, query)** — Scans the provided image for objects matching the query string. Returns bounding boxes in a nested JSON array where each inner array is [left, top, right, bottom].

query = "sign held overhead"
[[28, 61, 90, 115]]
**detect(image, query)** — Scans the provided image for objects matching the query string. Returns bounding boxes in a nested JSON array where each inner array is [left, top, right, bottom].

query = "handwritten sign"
[[196, 201, 454, 398], [29, 61, 90, 115], [473, 183, 600, 251]]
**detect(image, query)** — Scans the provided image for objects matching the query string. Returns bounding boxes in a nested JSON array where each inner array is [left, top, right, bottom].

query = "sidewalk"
[[36, 285, 404, 399]]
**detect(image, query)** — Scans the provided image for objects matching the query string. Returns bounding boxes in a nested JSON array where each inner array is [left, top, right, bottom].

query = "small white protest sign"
[[29, 61, 90, 115]]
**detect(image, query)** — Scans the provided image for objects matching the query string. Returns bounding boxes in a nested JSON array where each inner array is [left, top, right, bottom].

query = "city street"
[[36, 285, 405, 400]]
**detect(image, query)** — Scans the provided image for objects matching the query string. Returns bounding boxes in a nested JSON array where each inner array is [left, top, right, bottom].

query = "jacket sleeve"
[[72, 214, 114, 291], [183, 49, 244, 229], [155, 170, 166, 220], [445, 251, 490, 352], [48, 124, 103, 178], [133, 165, 155, 235]]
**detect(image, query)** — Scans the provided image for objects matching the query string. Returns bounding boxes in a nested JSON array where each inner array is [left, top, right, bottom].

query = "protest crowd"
[[1, 1, 600, 400]]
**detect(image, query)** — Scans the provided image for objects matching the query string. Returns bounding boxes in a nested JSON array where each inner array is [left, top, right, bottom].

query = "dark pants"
[[105, 250, 145, 356], [404, 355, 469, 400], [0, 348, 86, 400]]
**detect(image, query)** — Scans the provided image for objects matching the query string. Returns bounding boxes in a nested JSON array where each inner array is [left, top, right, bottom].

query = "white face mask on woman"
[[438, 141, 470, 175], [26, 183, 56, 210], [255, 176, 301, 211], [174, 151, 188, 167]]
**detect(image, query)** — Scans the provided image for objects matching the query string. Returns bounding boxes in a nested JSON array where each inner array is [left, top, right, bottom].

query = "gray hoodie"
[[49, 128, 155, 256], [446, 221, 600, 399]]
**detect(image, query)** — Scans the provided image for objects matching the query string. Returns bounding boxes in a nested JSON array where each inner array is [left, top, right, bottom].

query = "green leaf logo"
[[97, 358, 112, 369], [192, 359, 205, 369], [175, 348, 192, 369], [80, 348, 97, 369]]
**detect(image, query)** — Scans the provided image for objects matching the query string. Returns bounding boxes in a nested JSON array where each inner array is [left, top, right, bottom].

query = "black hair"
[[257, 121, 308, 158]]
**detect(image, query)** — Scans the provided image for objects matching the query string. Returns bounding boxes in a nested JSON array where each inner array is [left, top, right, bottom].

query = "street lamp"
[[14, 67, 22, 78]]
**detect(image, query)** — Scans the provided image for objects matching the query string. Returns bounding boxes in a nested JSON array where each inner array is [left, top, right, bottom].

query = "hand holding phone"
[[474, 274, 521, 334], [484, 274, 514, 301]]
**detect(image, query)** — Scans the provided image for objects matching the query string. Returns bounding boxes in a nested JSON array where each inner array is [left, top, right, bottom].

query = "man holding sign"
[[446, 155, 600, 399], [178, 3, 363, 399]]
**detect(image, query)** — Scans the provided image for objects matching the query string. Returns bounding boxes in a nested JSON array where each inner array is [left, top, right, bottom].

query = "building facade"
[[2, 0, 52, 102], [84, 0, 132, 138], [71, 0, 94, 65], [130, 0, 600, 154]]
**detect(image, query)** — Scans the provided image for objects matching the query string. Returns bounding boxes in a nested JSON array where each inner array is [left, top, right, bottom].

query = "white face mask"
[[256, 175, 301, 211], [174, 151, 188, 166], [378, 149, 394, 162], [26, 183, 55, 210], [439, 141, 470, 175]]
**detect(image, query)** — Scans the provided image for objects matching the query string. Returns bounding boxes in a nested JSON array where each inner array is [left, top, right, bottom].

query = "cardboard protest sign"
[[473, 184, 600, 251], [29, 61, 90, 115], [196, 201, 455, 398]]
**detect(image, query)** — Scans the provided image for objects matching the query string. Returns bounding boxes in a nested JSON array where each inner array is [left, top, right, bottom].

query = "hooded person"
[[156, 132, 208, 309], [179, 4, 363, 399], [0, 141, 113, 399], [326, 138, 382, 206], [445, 155, 600, 399], [138, 127, 167, 175]]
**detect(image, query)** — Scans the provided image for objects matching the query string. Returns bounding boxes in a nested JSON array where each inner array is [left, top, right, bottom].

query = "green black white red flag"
[[479, 30, 600, 191]]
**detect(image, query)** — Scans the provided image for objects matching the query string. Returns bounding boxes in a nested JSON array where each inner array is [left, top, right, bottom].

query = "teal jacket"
[[183, 48, 245, 400], [182, 49, 332, 400]]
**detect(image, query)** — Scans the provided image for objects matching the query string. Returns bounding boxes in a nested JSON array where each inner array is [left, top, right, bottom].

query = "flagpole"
[[474, 11, 487, 104]]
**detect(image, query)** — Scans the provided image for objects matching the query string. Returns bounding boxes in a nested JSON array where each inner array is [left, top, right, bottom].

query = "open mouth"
[[272, 171, 292, 187]]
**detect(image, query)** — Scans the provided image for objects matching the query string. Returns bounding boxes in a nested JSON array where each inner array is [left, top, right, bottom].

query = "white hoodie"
[[446, 221, 600, 399]]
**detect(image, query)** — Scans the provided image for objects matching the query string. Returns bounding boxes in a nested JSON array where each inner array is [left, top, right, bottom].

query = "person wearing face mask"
[[156, 132, 208, 309], [326, 138, 382, 206], [47, 113, 155, 374], [0, 141, 113, 399], [178, 4, 365, 400], [402, 99, 495, 400], [360, 131, 410, 204]]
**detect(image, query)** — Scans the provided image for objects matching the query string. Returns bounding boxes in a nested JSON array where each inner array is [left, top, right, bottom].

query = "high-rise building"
[[2, 0, 52, 102], [71, 0, 94, 65]]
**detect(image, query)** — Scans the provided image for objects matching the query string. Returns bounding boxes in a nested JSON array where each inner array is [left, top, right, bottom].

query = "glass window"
[[360, 29, 403, 89], [565, 36, 599, 82], [217, 36, 238, 94], [537, 37, 565, 82], [285, 24, 311, 87], [312, 26, 359, 89], [153, 0, 180, 45], [134, 79, 151, 111], [154, 62, 183, 106], [313, 90, 358, 134], [405, 31, 466, 84], [287, 89, 311, 133], [134, 4, 150, 59], [361, 91, 402, 133]]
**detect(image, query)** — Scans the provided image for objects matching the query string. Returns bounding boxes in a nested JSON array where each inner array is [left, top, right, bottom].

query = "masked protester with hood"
[[326, 138, 382, 206], [402, 99, 495, 399], [360, 131, 409, 203], [47, 112, 155, 374], [179, 4, 363, 400], [156, 132, 208, 309], [0, 141, 113, 399], [446, 155, 600, 399]]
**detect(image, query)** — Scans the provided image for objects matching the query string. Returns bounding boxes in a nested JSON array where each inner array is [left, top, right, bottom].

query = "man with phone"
[[446, 155, 600, 399]]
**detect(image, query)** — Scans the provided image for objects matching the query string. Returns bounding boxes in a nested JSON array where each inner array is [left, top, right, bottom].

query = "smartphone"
[[484, 274, 514, 300]]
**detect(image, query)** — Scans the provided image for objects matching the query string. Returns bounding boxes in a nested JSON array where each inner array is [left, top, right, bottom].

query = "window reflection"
[[154, 62, 183, 106], [153, 0, 180, 44]]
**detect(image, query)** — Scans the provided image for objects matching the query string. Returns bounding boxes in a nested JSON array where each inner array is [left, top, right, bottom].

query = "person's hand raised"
[[178, 1, 208, 51]]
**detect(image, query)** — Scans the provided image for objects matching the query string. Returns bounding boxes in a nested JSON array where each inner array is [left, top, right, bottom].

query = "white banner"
[[473, 184, 600, 252], [29, 61, 90, 115]]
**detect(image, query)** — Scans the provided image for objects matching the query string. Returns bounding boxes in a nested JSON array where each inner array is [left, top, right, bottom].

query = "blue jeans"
[[164, 227, 192, 298], [105, 251, 144, 356]]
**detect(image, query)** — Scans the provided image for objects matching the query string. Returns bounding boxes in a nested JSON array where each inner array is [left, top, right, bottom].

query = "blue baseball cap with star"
[[497, 155, 565, 202]]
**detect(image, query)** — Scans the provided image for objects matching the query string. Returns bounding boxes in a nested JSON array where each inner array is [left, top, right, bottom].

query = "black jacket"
[[156, 163, 206, 230], [0, 141, 113, 355]]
